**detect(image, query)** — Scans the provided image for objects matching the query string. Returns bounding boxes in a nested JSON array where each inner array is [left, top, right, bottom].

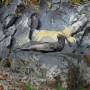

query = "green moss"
[[56, 83, 64, 90], [24, 82, 35, 90]]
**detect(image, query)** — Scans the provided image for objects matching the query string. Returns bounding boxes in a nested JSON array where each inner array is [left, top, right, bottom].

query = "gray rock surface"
[[0, 2, 90, 89]]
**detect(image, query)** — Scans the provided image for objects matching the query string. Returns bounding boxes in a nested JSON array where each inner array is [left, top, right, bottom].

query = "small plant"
[[56, 83, 64, 90], [24, 82, 35, 90], [78, 86, 86, 90], [54, 75, 64, 90]]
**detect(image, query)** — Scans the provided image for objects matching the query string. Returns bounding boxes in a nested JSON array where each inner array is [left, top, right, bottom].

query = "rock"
[[46, 79, 56, 88], [0, 74, 7, 80], [13, 15, 30, 48], [7, 80, 13, 85], [46, 65, 61, 88], [18, 82, 25, 90], [8, 85, 15, 90], [3, 15, 17, 29], [46, 65, 60, 81], [46, 59, 70, 89], [0, 35, 11, 48], [0, 24, 5, 41], [22, 76, 28, 82], [5, 25, 16, 36], [79, 60, 90, 87]]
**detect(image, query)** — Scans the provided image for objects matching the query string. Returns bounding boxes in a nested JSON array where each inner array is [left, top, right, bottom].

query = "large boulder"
[[13, 14, 30, 48]]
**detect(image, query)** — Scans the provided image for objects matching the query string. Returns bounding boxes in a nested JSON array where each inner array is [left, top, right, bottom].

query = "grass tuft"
[[24, 82, 35, 90]]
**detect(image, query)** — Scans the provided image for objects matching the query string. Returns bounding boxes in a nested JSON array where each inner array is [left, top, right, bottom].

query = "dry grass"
[[0, 0, 11, 6], [23, 0, 39, 7]]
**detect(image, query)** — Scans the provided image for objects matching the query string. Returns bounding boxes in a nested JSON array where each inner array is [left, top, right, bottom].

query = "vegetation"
[[23, 0, 53, 11], [24, 82, 35, 90], [69, 0, 88, 5], [56, 83, 64, 90], [79, 86, 86, 90], [23, 0, 39, 9], [0, 0, 11, 6]]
